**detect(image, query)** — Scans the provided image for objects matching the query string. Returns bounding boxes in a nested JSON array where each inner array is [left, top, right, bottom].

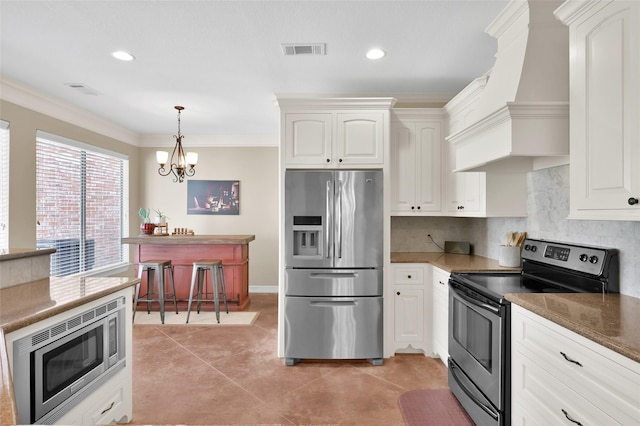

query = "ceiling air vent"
[[282, 43, 326, 56], [65, 83, 100, 96]]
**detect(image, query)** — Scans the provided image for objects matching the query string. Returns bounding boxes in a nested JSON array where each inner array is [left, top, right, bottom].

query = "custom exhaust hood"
[[446, 0, 569, 173]]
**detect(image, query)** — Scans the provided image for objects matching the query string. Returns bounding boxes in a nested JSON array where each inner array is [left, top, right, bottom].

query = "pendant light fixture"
[[157, 106, 198, 183]]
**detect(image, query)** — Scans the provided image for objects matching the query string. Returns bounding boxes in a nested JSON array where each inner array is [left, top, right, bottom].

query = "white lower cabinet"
[[511, 304, 640, 426], [391, 264, 431, 354], [431, 267, 449, 365], [82, 378, 130, 424]]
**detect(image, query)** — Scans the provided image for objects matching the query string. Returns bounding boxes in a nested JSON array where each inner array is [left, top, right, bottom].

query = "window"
[[0, 120, 8, 251], [36, 131, 129, 276]]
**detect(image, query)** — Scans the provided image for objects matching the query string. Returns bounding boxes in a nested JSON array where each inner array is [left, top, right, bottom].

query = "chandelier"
[[156, 106, 198, 183]]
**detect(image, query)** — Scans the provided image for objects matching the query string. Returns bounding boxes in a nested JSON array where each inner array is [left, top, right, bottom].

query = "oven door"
[[448, 280, 506, 413]]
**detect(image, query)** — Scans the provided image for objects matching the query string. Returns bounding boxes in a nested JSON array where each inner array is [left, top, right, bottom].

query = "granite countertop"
[[0, 248, 56, 261], [122, 234, 255, 245], [0, 275, 139, 425], [391, 251, 521, 273], [506, 293, 640, 364]]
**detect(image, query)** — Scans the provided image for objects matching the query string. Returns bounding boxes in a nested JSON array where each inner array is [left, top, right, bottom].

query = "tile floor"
[[131, 293, 448, 425]]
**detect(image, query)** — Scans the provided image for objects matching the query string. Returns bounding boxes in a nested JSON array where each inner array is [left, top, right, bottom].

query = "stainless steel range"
[[448, 238, 619, 426]]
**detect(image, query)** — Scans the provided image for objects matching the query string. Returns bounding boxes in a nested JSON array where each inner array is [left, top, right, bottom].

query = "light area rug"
[[133, 310, 259, 326]]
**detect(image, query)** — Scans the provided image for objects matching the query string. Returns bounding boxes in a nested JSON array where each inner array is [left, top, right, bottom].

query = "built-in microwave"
[[11, 296, 126, 424]]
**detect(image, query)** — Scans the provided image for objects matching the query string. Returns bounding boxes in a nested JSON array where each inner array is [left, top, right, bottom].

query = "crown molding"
[[139, 133, 278, 148]]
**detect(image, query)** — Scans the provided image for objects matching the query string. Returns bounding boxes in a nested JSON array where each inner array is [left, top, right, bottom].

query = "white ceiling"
[[0, 0, 508, 139]]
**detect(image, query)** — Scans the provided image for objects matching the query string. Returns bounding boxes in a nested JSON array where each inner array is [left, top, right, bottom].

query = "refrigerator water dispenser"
[[292, 216, 323, 257]]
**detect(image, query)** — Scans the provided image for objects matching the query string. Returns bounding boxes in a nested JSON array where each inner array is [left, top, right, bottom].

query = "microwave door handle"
[[336, 180, 342, 259], [326, 180, 332, 259], [450, 360, 499, 421], [452, 286, 500, 315]]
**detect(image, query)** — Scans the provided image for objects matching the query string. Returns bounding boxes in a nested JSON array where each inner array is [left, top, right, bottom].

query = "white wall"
[[138, 145, 280, 289]]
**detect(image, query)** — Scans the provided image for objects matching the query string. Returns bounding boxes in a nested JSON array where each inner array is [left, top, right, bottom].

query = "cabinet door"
[[415, 121, 442, 212], [284, 113, 332, 165], [444, 141, 483, 215], [569, 2, 640, 218], [336, 113, 384, 165], [394, 287, 424, 343], [391, 264, 427, 351], [431, 267, 449, 364], [390, 119, 442, 214], [390, 121, 417, 212]]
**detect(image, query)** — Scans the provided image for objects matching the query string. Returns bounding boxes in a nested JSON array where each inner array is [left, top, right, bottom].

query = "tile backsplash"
[[391, 165, 640, 297]]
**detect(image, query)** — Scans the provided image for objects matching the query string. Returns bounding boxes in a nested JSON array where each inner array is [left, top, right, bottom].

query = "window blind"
[[0, 121, 8, 251], [36, 133, 127, 276]]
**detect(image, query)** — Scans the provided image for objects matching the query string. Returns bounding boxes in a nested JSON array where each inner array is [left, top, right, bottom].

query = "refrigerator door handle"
[[309, 272, 358, 279], [336, 180, 342, 259], [309, 300, 357, 307], [325, 180, 333, 260]]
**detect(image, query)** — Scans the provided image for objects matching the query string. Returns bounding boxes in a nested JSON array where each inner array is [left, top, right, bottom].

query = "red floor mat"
[[398, 388, 474, 426]]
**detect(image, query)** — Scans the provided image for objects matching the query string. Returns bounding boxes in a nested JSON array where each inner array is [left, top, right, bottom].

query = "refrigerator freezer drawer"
[[285, 268, 382, 297], [284, 296, 383, 360]]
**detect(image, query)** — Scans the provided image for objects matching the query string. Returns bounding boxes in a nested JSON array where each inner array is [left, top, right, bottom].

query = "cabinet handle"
[[411, 206, 415, 210], [560, 352, 583, 367], [100, 401, 115, 415], [338, 158, 343, 163], [629, 197, 639, 205], [561, 409, 583, 426], [417, 206, 421, 210], [439, 280, 445, 285], [407, 275, 412, 279], [457, 205, 464, 210], [396, 291, 400, 295], [326, 158, 331, 163]]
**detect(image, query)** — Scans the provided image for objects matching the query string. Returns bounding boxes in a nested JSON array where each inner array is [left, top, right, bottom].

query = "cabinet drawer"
[[83, 382, 126, 424], [432, 267, 450, 287], [512, 350, 621, 426], [512, 306, 640, 424], [392, 266, 424, 285]]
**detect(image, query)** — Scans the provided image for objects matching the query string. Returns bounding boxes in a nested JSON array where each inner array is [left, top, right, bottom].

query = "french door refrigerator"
[[284, 169, 383, 366]]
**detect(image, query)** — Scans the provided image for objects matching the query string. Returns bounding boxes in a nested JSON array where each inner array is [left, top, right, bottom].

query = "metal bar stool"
[[133, 259, 178, 324], [186, 259, 228, 323]]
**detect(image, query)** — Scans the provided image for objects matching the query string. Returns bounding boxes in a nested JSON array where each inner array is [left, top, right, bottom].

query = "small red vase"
[[141, 223, 156, 235]]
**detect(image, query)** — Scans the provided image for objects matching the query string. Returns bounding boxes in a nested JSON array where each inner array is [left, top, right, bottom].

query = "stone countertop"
[[506, 293, 640, 364], [122, 234, 255, 245], [0, 276, 139, 425], [391, 251, 521, 273], [0, 248, 56, 261]]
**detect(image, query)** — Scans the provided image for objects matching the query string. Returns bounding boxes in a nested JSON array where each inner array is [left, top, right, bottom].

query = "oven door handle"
[[451, 285, 500, 315], [449, 360, 499, 421]]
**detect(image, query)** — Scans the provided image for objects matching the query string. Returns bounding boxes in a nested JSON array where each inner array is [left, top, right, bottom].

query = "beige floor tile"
[[131, 293, 448, 425]]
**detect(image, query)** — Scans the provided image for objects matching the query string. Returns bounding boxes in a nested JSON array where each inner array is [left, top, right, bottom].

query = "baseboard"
[[249, 285, 279, 293]]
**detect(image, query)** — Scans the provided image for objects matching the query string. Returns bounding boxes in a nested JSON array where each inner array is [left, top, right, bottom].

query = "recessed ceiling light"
[[112, 51, 135, 61], [366, 48, 386, 60]]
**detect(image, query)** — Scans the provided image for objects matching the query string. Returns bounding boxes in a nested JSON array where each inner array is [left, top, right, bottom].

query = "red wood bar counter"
[[121, 235, 255, 311]]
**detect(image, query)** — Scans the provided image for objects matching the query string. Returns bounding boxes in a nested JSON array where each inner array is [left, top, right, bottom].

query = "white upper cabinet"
[[556, 0, 640, 220], [278, 98, 395, 168], [336, 113, 384, 165], [284, 113, 332, 165], [390, 109, 443, 214]]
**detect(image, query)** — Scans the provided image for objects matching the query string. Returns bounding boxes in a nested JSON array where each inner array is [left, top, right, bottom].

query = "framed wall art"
[[187, 180, 240, 215]]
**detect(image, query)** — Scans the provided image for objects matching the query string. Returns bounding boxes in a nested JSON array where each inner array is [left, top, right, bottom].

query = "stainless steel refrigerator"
[[284, 169, 383, 365]]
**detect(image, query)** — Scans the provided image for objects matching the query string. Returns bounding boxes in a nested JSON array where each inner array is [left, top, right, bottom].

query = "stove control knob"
[[589, 255, 599, 264], [524, 244, 531, 251], [579, 254, 588, 262], [530, 245, 537, 252]]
